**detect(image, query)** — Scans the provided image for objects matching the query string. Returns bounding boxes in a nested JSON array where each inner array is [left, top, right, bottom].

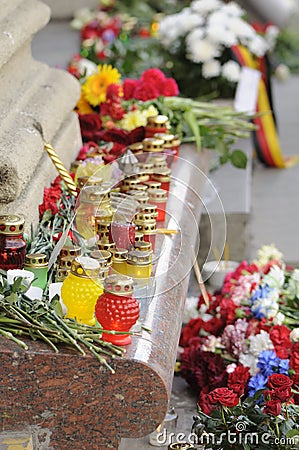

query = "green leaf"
[[286, 429, 299, 438], [230, 150, 248, 169], [183, 109, 201, 151]]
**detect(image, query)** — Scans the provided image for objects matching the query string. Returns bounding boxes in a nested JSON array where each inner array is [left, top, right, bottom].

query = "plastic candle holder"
[[0, 214, 27, 270], [24, 253, 48, 290]]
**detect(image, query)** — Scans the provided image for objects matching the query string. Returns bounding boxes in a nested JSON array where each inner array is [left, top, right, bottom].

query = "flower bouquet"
[[68, 61, 255, 168], [158, 0, 279, 99], [179, 245, 299, 448]]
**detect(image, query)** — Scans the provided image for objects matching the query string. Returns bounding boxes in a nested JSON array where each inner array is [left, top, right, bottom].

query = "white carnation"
[[221, 60, 240, 82], [262, 265, 285, 289], [187, 34, 220, 63], [286, 268, 299, 300], [248, 330, 274, 357], [273, 312, 285, 325], [239, 353, 259, 376], [183, 297, 200, 324], [202, 59, 221, 78], [191, 0, 222, 15], [290, 328, 299, 342], [251, 296, 279, 319], [76, 58, 98, 77]]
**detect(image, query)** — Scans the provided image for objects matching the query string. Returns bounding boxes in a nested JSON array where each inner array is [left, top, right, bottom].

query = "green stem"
[[0, 329, 28, 350]]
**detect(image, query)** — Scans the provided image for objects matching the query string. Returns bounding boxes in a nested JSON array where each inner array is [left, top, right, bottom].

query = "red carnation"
[[228, 365, 250, 389], [161, 78, 179, 96], [122, 79, 139, 100], [78, 113, 103, 142], [141, 68, 166, 85], [208, 387, 239, 408], [264, 399, 282, 416], [133, 81, 160, 101], [270, 325, 292, 359], [290, 342, 299, 373], [179, 318, 204, 347]]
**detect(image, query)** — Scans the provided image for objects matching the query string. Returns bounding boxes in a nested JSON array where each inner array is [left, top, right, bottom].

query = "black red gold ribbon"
[[231, 45, 299, 168]]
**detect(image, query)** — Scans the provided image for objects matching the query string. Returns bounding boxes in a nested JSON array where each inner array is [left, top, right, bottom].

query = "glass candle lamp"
[[126, 250, 152, 279], [24, 253, 48, 290], [145, 115, 169, 138], [61, 257, 103, 325], [143, 180, 161, 190], [147, 189, 168, 222], [134, 219, 157, 252], [0, 214, 27, 270], [95, 274, 139, 346], [110, 221, 136, 250], [110, 248, 128, 275], [90, 249, 112, 277], [142, 138, 165, 155], [172, 136, 181, 162], [152, 168, 171, 193]]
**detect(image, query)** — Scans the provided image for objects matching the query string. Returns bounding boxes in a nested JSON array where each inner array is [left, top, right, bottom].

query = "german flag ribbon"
[[231, 44, 299, 168]]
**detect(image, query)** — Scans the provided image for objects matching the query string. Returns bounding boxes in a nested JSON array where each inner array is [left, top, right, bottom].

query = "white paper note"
[[234, 66, 261, 114]]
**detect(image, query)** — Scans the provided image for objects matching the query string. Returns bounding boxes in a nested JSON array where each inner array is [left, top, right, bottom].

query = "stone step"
[[0, 0, 50, 68], [43, 0, 98, 19]]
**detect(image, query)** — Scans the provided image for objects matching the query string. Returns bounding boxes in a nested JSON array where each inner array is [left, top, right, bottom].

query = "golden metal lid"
[[136, 162, 154, 172], [143, 181, 161, 190], [56, 268, 69, 282], [70, 160, 83, 174], [152, 172, 171, 183], [24, 253, 48, 268], [127, 250, 152, 265], [59, 245, 82, 260], [147, 115, 169, 126], [71, 256, 100, 278], [134, 219, 156, 234], [127, 190, 149, 204], [58, 257, 73, 270], [135, 231, 144, 242], [154, 133, 175, 143], [134, 241, 152, 252], [90, 249, 112, 267], [147, 154, 166, 163], [104, 274, 134, 295], [142, 138, 164, 153], [0, 214, 25, 235], [147, 188, 168, 202], [77, 175, 103, 190], [135, 211, 158, 222], [98, 242, 116, 252], [110, 248, 128, 262], [128, 142, 143, 152], [172, 136, 181, 146], [130, 173, 150, 183], [80, 186, 110, 205], [140, 204, 158, 214]]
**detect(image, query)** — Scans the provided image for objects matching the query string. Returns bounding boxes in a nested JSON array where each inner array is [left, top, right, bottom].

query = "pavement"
[[31, 17, 299, 449]]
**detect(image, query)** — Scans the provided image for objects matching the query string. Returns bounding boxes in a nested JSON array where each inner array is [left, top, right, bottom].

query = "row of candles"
[[0, 114, 180, 345]]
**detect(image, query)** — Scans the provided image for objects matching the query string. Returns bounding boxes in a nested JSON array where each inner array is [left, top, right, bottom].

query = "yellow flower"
[[76, 92, 94, 114], [120, 105, 159, 131], [82, 64, 121, 107]]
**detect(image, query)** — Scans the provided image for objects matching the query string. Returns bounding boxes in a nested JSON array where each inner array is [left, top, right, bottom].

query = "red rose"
[[270, 387, 293, 403], [199, 387, 214, 415], [268, 374, 293, 390], [122, 79, 139, 100], [208, 387, 239, 407], [161, 78, 179, 96], [78, 113, 102, 142], [270, 325, 291, 359], [264, 399, 282, 416], [229, 383, 245, 396]]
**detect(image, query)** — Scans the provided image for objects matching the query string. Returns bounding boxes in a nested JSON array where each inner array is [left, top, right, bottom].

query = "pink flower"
[[221, 319, 248, 358]]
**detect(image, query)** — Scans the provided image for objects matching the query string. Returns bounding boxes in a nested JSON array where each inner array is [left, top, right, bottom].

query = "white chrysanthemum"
[[265, 25, 280, 51], [221, 60, 240, 82], [262, 265, 285, 289], [248, 330, 274, 357], [202, 59, 221, 78], [273, 312, 285, 325], [290, 328, 299, 342], [256, 244, 283, 267], [222, 2, 244, 17], [227, 16, 255, 40], [159, 8, 203, 48], [206, 24, 237, 46], [207, 10, 227, 26], [191, 0, 222, 15], [239, 353, 259, 376], [187, 34, 220, 63], [183, 297, 200, 324], [247, 35, 269, 57]]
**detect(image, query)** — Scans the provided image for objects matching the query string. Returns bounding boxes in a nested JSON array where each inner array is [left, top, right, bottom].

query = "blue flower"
[[277, 358, 290, 375], [257, 350, 279, 376], [250, 285, 279, 319], [248, 372, 268, 398]]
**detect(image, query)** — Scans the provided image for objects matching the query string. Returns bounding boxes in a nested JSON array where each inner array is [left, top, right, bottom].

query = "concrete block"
[[43, 0, 98, 19]]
